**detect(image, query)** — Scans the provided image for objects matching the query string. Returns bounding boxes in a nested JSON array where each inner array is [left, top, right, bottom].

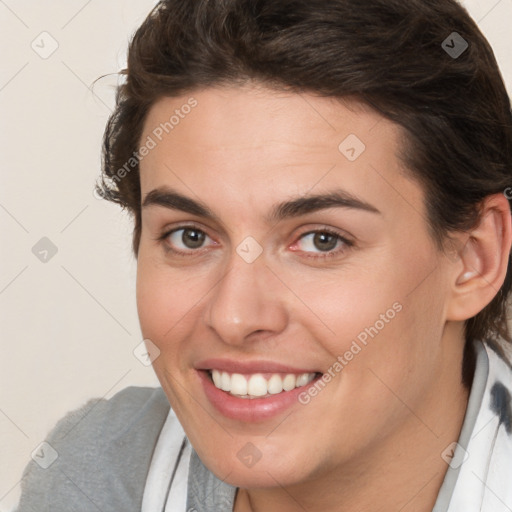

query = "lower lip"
[[197, 370, 321, 422]]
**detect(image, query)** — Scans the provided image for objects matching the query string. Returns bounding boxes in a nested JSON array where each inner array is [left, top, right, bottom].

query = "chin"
[[198, 446, 310, 489], [219, 466, 302, 489]]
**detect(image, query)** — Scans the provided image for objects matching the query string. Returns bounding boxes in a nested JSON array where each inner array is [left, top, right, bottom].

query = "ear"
[[445, 193, 512, 322]]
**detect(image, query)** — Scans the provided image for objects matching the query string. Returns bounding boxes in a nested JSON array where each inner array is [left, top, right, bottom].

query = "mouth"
[[196, 368, 324, 422], [195, 358, 325, 421], [207, 369, 322, 399]]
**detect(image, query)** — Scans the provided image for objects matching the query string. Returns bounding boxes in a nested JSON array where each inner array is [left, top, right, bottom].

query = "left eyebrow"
[[141, 186, 381, 223], [268, 189, 381, 222]]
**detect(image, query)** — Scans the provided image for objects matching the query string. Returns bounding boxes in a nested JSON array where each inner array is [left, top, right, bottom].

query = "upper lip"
[[196, 358, 319, 374]]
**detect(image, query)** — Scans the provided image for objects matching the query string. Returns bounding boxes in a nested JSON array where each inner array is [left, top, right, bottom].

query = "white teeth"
[[283, 374, 296, 391], [267, 374, 283, 394], [247, 375, 268, 397], [212, 370, 222, 388], [209, 370, 317, 398], [296, 373, 310, 387], [231, 373, 248, 396], [220, 371, 231, 392]]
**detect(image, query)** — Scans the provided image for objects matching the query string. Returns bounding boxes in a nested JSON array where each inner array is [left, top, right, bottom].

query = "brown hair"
[[98, 0, 512, 351]]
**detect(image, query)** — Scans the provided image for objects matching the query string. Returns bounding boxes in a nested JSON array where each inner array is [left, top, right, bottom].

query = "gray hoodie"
[[15, 386, 235, 512]]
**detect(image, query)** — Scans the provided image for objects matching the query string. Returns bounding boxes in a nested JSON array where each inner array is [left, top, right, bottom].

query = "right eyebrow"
[[142, 187, 221, 223]]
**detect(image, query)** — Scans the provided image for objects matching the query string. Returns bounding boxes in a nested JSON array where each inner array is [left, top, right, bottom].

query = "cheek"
[[291, 246, 446, 391], [135, 247, 221, 383], [136, 247, 200, 334], [341, 271, 447, 425], [285, 258, 405, 355], [135, 257, 193, 400], [136, 255, 167, 338], [136, 251, 192, 352]]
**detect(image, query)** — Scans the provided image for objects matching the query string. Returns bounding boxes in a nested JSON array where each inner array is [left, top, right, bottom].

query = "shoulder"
[[56, 385, 170, 440], [16, 386, 170, 512]]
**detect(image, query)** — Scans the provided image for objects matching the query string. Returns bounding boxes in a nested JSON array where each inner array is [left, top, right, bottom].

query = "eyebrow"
[[141, 186, 381, 222]]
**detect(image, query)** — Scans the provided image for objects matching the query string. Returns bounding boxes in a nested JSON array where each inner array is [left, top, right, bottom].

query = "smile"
[[209, 370, 318, 399]]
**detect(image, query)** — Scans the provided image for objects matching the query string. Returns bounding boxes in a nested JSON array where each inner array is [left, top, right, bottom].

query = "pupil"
[[314, 232, 337, 251], [183, 229, 205, 249]]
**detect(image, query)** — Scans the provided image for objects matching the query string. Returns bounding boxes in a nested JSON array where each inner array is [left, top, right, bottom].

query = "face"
[[136, 85, 455, 488]]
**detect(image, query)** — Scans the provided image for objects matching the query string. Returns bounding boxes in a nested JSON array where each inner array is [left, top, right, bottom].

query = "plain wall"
[[1, 0, 511, 510]]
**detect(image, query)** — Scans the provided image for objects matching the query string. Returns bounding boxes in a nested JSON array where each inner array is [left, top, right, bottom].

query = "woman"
[[17, 0, 512, 510]]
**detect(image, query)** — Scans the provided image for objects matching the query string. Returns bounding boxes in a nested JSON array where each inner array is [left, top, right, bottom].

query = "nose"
[[203, 251, 289, 346]]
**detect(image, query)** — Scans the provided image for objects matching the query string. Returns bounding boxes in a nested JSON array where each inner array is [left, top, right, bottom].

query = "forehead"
[[141, 85, 390, 159], [138, 85, 425, 227]]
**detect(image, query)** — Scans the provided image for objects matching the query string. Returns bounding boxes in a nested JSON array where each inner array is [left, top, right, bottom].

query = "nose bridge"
[[204, 248, 288, 344]]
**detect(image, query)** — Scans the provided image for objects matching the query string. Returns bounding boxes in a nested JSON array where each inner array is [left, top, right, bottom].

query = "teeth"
[[296, 373, 310, 387], [210, 370, 317, 398], [267, 374, 283, 394], [247, 374, 268, 397], [231, 373, 248, 396], [221, 372, 231, 392], [212, 370, 222, 389], [283, 374, 296, 391]]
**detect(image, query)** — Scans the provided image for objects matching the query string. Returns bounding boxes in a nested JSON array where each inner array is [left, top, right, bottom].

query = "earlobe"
[[446, 193, 512, 322]]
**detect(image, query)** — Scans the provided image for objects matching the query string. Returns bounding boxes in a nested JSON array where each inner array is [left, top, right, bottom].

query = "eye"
[[157, 226, 352, 259], [292, 229, 353, 257], [160, 226, 214, 254]]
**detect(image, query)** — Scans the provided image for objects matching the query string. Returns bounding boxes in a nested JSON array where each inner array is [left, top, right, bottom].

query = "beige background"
[[1, 0, 511, 510]]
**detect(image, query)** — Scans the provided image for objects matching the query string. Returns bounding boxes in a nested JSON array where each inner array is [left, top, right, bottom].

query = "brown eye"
[[181, 228, 205, 248], [291, 229, 354, 260], [297, 231, 342, 253], [312, 232, 339, 252], [166, 228, 209, 251]]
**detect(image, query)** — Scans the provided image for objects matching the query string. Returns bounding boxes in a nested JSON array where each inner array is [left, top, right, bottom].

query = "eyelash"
[[156, 225, 354, 260]]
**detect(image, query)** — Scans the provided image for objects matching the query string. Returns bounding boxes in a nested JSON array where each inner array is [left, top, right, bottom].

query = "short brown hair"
[[98, 0, 512, 350]]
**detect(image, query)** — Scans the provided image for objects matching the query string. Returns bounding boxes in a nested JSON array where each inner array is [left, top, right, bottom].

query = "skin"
[[135, 84, 511, 512]]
